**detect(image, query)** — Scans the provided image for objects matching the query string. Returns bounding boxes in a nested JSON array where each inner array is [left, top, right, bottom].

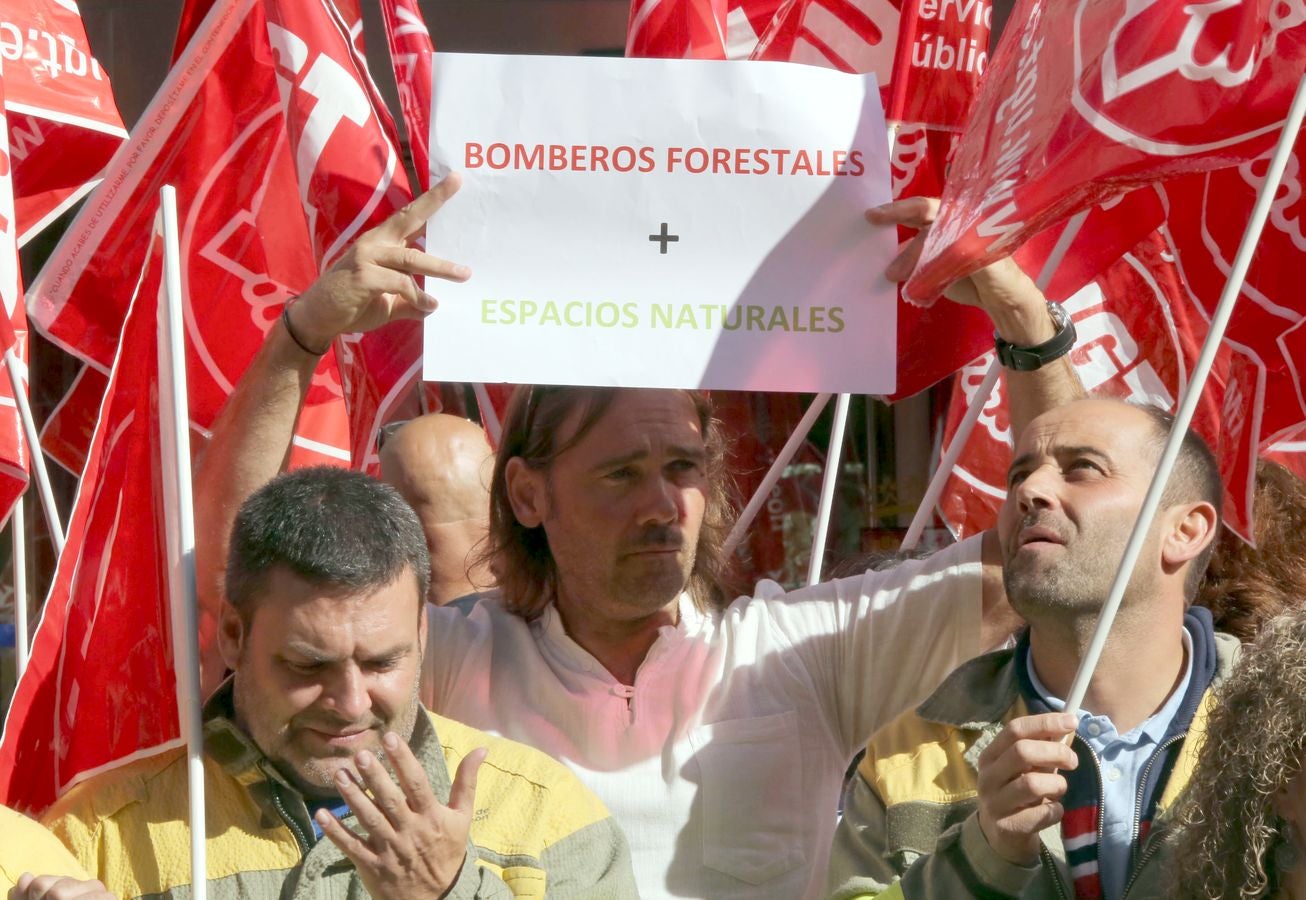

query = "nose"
[[638, 474, 682, 527], [1014, 464, 1059, 516], [321, 664, 371, 722]]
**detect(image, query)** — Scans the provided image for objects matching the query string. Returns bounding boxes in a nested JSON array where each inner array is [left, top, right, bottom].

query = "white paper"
[[423, 53, 897, 394]]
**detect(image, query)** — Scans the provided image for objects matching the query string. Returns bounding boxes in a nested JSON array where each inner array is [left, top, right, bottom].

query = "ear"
[[1161, 500, 1219, 569], [217, 601, 247, 671], [504, 456, 549, 528]]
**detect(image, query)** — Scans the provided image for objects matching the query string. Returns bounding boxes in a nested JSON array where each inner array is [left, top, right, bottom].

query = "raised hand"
[[285, 173, 472, 354], [866, 197, 1053, 344], [315, 731, 488, 899], [975, 712, 1079, 866]]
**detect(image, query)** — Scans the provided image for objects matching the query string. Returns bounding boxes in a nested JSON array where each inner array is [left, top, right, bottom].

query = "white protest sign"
[[423, 53, 897, 393]]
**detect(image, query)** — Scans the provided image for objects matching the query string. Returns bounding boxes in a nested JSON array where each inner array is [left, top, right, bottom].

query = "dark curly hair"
[[1197, 461, 1306, 642], [1172, 606, 1306, 898]]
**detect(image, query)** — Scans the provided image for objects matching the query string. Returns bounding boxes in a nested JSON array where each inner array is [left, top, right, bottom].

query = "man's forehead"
[[1015, 400, 1152, 457], [558, 389, 705, 453]]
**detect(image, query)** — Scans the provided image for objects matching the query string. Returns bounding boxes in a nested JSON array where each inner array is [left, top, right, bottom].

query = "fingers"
[[333, 763, 397, 844], [886, 232, 927, 283], [448, 747, 488, 815], [355, 748, 411, 830], [982, 713, 1079, 766], [382, 731, 438, 817], [370, 245, 470, 283], [9, 875, 114, 899], [865, 196, 939, 229], [371, 173, 463, 244], [316, 805, 377, 868]]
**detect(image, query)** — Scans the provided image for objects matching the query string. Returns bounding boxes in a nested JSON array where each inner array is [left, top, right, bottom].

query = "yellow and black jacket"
[[42, 684, 637, 899], [827, 610, 1239, 900]]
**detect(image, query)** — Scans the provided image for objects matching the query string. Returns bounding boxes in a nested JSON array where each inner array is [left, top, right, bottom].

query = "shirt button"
[[1107, 767, 1122, 782], [1085, 722, 1101, 736]]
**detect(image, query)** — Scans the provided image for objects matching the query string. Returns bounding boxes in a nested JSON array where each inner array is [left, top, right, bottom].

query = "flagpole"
[[900, 209, 1090, 550], [807, 392, 852, 585], [1064, 73, 1306, 718], [157, 186, 208, 900], [11, 492, 25, 677], [3, 351, 65, 554], [722, 392, 832, 560], [472, 383, 502, 447]]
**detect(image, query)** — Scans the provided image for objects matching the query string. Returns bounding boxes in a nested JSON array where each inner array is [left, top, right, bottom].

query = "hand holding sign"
[[286, 174, 471, 353], [871, 196, 1055, 347]]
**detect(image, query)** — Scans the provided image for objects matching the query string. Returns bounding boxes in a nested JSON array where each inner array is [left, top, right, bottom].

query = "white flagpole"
[[807, 392, 852, 585], [1064, 73, 1306, 717], [722, 392, 832, 560], [3, 350, 65, 554], [158, 186, 207, 900], [472, 383, 501, 447], [900, 209, 1090, 550], [11, 492, 25, 677]]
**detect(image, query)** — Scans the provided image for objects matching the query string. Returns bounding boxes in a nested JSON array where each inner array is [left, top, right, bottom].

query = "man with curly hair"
[[829, 399, 1241, 900], [1172, 606, 1306, 899]]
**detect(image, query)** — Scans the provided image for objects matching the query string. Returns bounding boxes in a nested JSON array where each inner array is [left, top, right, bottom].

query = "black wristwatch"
[[994, 302, 1076, 371]]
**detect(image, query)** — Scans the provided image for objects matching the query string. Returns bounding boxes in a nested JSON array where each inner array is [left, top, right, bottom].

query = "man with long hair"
[[195, 177, 1083, 898]]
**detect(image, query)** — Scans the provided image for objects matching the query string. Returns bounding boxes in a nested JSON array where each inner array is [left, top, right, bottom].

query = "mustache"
[[1014, 513, 1069, 541], [625, 525, 684, 552]]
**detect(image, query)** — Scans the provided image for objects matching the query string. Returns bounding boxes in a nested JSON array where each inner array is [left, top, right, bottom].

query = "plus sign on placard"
[[424, 53, 897, 394], [649, 222, 678, 253]]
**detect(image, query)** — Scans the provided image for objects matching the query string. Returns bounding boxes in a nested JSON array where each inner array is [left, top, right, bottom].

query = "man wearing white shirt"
[[195, 177, 1083, 898]]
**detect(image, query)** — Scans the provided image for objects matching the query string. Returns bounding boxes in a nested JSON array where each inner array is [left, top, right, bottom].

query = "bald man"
[[379, 413, 495, 605]]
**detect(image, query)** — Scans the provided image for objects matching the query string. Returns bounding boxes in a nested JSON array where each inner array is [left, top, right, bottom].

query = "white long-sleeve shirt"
[[423, 534, 983, 899]]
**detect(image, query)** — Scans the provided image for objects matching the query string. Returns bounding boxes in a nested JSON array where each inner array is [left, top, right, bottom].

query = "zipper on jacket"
[[1040, 844, 1071, 900], [1122, 732, 1185, 898], [271, 787, 312, 855]]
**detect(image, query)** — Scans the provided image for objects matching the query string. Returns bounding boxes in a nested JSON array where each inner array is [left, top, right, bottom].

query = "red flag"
[[724, 0, 784, 58], [27, 0, 352, 472], [1161, 131, 1306, 445], [0, 59, 27, 522], [264, 0, 426, 472], [0, 224, 175, 815], [938, 233, 1258, 541], [380, 0, 435, 190], [0, 0, 127, 245], [626, 0, 729, 58], [906, 0, 1306, 302]]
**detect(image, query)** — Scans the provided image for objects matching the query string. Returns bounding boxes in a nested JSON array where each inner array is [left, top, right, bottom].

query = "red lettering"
[[549, 144, 567, 170], [832, 149, 848, 175], [848, 150, 865, 176], [612, 145, 636, 172], [711, 147, 732, 173], [638, 147, 657, 172], [793, 149, 814, 175], [486, 142, 509, 169], [591, 144, 611, 172], [516, 143, 543, 169], [685, 147, 708, 174], [465, 142, 484, 168]]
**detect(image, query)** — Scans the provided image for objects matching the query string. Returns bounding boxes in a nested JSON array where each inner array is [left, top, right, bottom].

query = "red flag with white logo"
[[938, 232, 1259, 541], [380, 0, 435, 190], [0, 58, 28, 522], [0, 223, 174, 815], [906, 0, 1306, 303], [264, 0, 429, 472], [28, 0, 352, 473], [0, 0, 127, 245]]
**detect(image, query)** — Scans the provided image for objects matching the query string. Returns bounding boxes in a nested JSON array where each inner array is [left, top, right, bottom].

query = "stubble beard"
[[234, 669, 423, 799]]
